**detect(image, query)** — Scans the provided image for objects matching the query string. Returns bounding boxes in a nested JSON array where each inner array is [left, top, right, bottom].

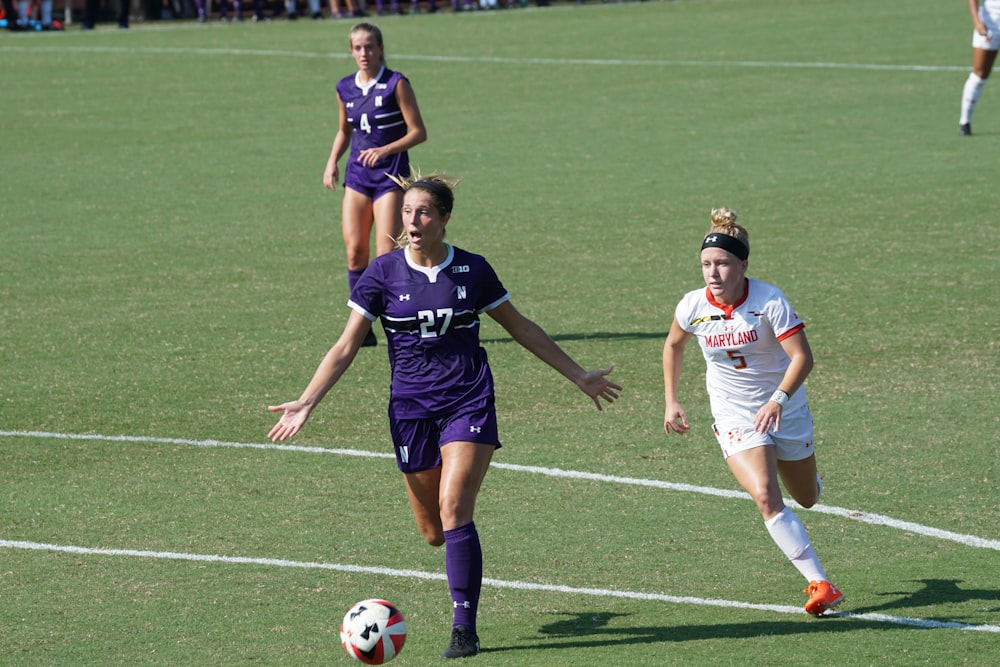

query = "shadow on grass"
[[478, 607, 972, 654], [851, 579, 1000, 615]]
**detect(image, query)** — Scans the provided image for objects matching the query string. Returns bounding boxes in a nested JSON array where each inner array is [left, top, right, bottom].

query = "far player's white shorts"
[[712, 411, 815, 462], [974, 6, 1000, 50]]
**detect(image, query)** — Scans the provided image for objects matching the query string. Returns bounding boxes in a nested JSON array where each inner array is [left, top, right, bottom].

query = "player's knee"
[[437, 497, 474, 534], [416, 522, 444, 546], [750, 488, 784, 516], [344, 247, 369, 269], [796, 494, 818, 509]]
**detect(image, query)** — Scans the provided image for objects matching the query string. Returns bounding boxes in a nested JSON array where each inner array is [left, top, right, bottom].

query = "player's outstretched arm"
[[486, 300, 621, 410], [267, 311, 373, 441]]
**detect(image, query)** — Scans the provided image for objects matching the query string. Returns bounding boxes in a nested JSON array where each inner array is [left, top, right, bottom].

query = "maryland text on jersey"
[[703, 330, 760, 348]]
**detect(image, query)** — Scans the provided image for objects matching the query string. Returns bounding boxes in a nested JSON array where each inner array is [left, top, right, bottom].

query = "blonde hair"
[[388, 171, 463, 248], [708, 206, 750, 253]]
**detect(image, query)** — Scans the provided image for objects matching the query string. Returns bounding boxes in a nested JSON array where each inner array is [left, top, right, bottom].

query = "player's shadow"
[[850, 579, 1000, 616], [478, 610, 910, 655], [481, 331, 666, 345]]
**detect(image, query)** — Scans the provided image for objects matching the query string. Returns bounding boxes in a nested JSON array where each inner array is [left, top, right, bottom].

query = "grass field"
[[2, 0, 999, 664]]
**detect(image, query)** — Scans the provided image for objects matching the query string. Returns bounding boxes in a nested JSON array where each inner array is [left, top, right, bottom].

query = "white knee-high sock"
[[961, 73, 987, 125], [764, 507, 828, 583]]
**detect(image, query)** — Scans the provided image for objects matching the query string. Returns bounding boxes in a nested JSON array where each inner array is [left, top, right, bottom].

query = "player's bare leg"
[[778, 454, 820, 508], [372, 190, 404, 257]]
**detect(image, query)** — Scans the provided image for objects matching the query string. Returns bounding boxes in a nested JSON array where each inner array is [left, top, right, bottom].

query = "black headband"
[[701, 233, 749, 260], [410, 180, 454, 214]]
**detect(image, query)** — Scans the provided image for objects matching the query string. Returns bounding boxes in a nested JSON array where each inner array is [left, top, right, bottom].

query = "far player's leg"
[[961, 40, 999, 134], [342, 188, 378, 346], [372, 189, 404, 258], [341, 187, 375, 288]]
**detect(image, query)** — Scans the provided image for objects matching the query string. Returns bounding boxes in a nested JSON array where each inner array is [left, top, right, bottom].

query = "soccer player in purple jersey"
[[662, 207, 843, 617], [323, 23, 427, 348], [268, 174, 621, 659]]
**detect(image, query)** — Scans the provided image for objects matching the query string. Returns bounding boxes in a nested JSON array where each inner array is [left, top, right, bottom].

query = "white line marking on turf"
[[2, 538, 998, 634], [2, 430, 998, 552], [0, 45, 967, 73]]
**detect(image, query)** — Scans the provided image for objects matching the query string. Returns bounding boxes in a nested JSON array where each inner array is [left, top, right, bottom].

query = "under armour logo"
[[707, 235, 718, 242], [453, 601, 471, 609], [469, 426, 481, 433], [399, 294, 411, 301]]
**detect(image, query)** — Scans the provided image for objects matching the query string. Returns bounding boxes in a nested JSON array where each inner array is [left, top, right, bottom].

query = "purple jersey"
[[348, 245, 511, 418], [336, 66, 412, 189]]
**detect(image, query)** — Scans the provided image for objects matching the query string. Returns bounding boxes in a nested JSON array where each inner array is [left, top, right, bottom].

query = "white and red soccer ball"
[[340, 599, 407, 664]]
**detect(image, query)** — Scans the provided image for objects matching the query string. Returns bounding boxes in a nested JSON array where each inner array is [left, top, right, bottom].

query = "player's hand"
[[323, 165, 339, 192], [664, 402, 689, 435], [357, 147, 386, 168], [577, 366, 621, 410], [753, 401, 782, 434], [267, 401, 314, 442]]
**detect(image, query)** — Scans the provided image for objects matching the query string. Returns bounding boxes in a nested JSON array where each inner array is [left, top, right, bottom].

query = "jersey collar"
[[355, 65, 386, 95], [705, 278, 749, 318], [404, 244, 454, 283]]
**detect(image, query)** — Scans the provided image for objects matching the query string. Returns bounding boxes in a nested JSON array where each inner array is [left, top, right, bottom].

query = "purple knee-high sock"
[[348, 268, 365, 295], [443, 522, 482, 633]]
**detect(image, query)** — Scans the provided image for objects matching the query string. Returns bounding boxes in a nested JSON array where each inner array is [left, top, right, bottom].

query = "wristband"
[[769, 390, 789, 406]]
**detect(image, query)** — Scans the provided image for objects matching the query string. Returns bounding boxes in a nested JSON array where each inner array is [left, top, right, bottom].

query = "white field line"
[[0, 44, 967, 73], [2, 537, 998, 634], [2, 430, 998, 553]]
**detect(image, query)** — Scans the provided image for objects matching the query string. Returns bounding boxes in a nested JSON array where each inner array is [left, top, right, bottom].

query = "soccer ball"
[[340, 599, 407, 664]]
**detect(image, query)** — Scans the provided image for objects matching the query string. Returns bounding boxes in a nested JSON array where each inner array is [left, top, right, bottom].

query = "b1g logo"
[[452, 265, 470, 273]]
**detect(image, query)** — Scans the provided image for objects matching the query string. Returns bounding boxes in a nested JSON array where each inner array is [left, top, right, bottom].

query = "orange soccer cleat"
[[804, 580, 843, 616]]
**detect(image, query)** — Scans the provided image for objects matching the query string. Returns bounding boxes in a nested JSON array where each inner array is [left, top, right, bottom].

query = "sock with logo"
[[443, 522, 482, 633]]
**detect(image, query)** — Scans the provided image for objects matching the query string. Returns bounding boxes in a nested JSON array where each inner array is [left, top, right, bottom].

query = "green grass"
[[1, 0, 998, 664]]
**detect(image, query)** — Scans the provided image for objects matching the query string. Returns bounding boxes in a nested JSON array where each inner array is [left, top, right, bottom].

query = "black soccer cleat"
[[442, 625, 479, 659], [959, 123, 972, 136]]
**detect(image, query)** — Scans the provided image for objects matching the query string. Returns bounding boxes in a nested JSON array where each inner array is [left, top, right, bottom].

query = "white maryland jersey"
[[675, 278, 809, 426]]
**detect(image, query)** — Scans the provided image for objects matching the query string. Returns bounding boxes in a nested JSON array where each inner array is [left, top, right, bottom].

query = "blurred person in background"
[[323, 22, 427, 347], [960, 0, 1000, 135]]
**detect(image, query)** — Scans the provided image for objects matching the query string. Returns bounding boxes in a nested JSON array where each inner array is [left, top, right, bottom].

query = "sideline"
[[2, 538, 998, 633], [0, 44, 968, 73], [2, 429, 998, 552]]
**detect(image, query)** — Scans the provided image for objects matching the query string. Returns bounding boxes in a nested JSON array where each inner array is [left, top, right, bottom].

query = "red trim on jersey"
[[704, 279, 750, 319], [776, 322, 806, 342]]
